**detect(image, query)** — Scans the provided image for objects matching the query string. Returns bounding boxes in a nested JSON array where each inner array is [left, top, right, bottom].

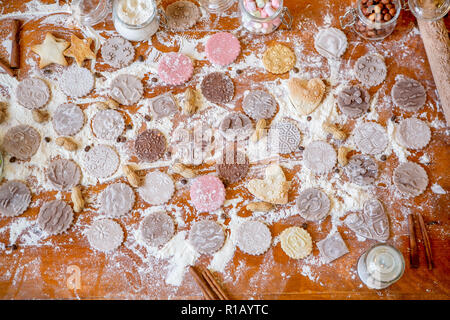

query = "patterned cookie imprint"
[[46, 159, 81, 190], [2, 125, 40, 160], [316, 232, 349, 263], [0, 181, 31, 217], [110, 74, 143, 105], [100, 182, 135, 218], [140, 211, 175, 247], [314, 27, 347, 60], [337, 85, 370, 118], [92, 109, 125, 140], [354, 54, 387, 87], [158, 52, 193, 85], [219, 112, 253, 141], [37, 200, 74, 235], [16, 77, 50, 110], [87, 219, 124, 252], [216, 150, 249, 184], [188, 220, 225, 255], [149, 93, 178, 119], [345, 199, 389, 241], [303, 141, 336, 174], [352, 122, 388, 155], [52, 103, 85, 136], [201, 72, 234, 104], [280, 226, 312, 259], [345, 155, 378, 186], [190, 175, 226, 212], [139, 171, 174, 205], [391, 78, 426, 112], [395, 118, 431, 150], [268, 120, 301, 154], [134, 129, 167, 162], [393, 162, 428, 197], [205, 32, 241, 66], [84, 145, 120, 179], [262, 43, 296, 74], [242, 90, 277, 120], [59, 65, 94, 98], [237, 220, 272, 256], [296, 188, 330, 221], [166, 1, 200, 31], [101, 36, 135, 69]]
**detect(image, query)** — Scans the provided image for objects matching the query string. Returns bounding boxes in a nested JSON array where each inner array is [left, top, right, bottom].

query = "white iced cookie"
[[287, 78, 326, 116], [314, 27, 347, 60], [247, 164, 291, 204], [280, 226, 312, 259]]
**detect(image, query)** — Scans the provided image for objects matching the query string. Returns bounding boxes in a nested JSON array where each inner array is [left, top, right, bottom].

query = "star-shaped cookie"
[[31, 32, 70, 68], [64, 34, 96, 67]]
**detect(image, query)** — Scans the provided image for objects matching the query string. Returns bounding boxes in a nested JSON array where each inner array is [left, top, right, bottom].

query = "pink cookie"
[[205, 32, 241, 66], [190, 175, 226, 212], [158, 52, 193, 85]]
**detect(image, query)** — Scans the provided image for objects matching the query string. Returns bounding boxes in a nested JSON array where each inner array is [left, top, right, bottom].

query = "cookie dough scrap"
[[140, 211, 175, 247], [247, 164, 290, 205], [263, 43, 296, 74], [287, 78, 326, 115], [31, 32, 70, 68], [316, 232, 349, 263], [237, 220, 272, 256], [87, 219, 124, 252], [280, 226, 312, 259], [188, 220, 225, 255]]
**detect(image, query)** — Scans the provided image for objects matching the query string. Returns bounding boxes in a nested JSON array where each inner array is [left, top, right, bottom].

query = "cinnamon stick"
[[202, 268, 229, 300], [188, 266, 217, 300], [417, 213, 433, 270], [407, 214, 419, 268], [0, 59, 14, 77], [9, 19, 21, 69]]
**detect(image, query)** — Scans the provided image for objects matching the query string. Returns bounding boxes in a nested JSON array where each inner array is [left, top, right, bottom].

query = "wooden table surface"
[[0, 0, 449, 300]]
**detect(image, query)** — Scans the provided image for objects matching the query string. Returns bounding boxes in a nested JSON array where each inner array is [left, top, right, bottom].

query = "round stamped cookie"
[[280, 227, 312, 259], [262, 43, 296, 74], [190, 175, 226, 212], [139, 171, 174, 205], [219, 112, 253, 141], [100, 182, 135, 218], [391, 78, 426, 112], [268, 120, 301, 154], [92, 109, 125, 140], [205, 32, 241, 66], [337, 85, 370, 118], [2, 125, 40, 160], [396, 118, 431, 150], [101, 36, 135, 69], [84, 145, 119, 179], [110, 74, 143, 106], [46, 159, 81, 190], [296, 188, 330, 221], [16, 77, 50, 110], [242, 90, 277, 120], [59, 65, 94, 98], [87, 219, 124, 252], [0, 181, 31, 217], [237, 220, 272, 256], [303, 141, 337, 174], [166, 1, 200, 31], [354, 54, 387, 87], [201, 72, 234, 104], [52, 103, 85, 136], [314, 27, 347, 60], [393, 162, 428, 197], [158, 52, 193, 86], [352, 122, 388, 155], [345, 155, 378, 186], [140, 211, 175, 247], [134, 129, 166, 162], [188, 220, 225, 255], [216, 150, 249, 184], [37, 200, 73, 235]]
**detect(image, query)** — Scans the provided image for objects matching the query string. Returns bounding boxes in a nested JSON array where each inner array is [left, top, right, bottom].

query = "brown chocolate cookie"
[[201, 72, 234, 104], [134, 129, 167, 162]]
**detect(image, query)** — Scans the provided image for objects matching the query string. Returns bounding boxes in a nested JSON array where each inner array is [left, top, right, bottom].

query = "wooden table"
[[0, 0, 449, 300]]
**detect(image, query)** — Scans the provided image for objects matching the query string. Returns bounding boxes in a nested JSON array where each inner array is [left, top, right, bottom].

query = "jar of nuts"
[[340, 0, 402, 40]]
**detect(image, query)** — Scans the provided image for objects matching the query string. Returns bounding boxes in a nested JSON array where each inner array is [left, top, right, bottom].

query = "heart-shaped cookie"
[[247, 164, 291, 204], [287, 78, 326, 115], [344, 199, 389, 241]]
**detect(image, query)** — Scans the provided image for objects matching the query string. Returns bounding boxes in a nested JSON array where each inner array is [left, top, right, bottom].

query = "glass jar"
[[357, 244, 405, 289], [198, 0, 236, 13], [239, 0, 293, 34], [408, 0, 450, 21], [340, 0, 402, 41], [113, 0, 165, 42], [70, 0, 110, 26]]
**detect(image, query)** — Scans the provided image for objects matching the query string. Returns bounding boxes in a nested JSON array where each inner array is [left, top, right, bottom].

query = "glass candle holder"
[[408, 0, 450, 21], [340, 0, 402, 41], [239, 0, 293, 34], [70, 0, 110, 26], [113, 0, 165, 42], [357, 243, 405, 289], [198, 0, 236, 13]]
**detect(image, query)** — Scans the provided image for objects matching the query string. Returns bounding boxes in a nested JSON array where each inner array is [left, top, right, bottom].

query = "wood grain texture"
[[0, 0, 449, 300]]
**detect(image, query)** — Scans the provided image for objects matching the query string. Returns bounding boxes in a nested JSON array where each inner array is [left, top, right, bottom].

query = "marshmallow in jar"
[[113, 0, 161, 41], [239, 0, 292, 34]]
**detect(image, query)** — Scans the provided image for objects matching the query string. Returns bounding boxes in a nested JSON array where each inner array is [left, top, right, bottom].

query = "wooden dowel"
[[188, 266, 216, 300], [417, 213, 433, 270], [0, 60, 14, 77], [10, 19, 21, 69], [407, 214, 419, 268], [202, 268, 229, 300]]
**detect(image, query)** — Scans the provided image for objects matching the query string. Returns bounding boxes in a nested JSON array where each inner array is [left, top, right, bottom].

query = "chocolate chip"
[[44, 137, 51, 143], [301, 223, 308, 229], [306, 116, 312, 121], [94, 72, 103, 78], [427, 221, 440, 226], [43, 69, 52, 75], [144, 114, 152, 121], [151, 77, 158, 83], [221, 213, 228, 220], [180, 178, 188, 185], [84, 146, 91, 152], [9, 156, 16, 163], [236, 69, 243, 74], [116, 136, 126, 143], [166, 151, 172, 158], [335, 168, 340, 173], [298, 146, 305, 151], [138, 55, 144, 62], [380, 155, 387, 161], [125, 124, 133, 130], [293, 67, 300, 73], [6, 244, 17, 250], [391, 115, 396, 122]]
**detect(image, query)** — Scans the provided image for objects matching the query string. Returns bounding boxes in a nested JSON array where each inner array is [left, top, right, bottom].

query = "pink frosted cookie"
[[205, 32, 241, 66], [157, 52, 193, 85], [190, 175, 226, 212]]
